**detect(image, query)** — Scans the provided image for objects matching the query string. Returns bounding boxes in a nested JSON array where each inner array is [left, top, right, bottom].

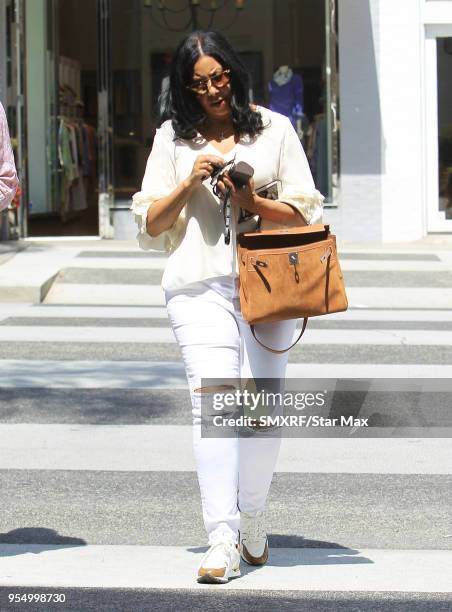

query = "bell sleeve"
[[130, 123, 186, 252], [277, 116, 324, 225]]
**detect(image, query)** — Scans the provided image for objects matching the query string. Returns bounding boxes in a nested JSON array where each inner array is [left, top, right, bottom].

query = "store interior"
[[28, 0, 98, 236], [27, 0, 336, 237], [437, 37, 452, 218]]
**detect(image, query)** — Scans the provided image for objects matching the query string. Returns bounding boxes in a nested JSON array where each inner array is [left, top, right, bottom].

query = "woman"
[[131, 30, 324, 584]]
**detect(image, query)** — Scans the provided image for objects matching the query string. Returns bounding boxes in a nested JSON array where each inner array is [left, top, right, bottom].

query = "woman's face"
[[190, 55, 232, 122]]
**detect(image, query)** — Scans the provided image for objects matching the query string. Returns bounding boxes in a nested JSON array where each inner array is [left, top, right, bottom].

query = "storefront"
[[6, 1, 452, 243], [0, 0, 339, 239], [333, 0, 452, 242]]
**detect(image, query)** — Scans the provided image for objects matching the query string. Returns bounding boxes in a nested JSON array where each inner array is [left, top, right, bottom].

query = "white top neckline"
[[191, 106, 262, 151]]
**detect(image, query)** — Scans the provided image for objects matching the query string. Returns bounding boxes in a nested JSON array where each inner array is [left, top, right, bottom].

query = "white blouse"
[[130, 105, 324, 291]]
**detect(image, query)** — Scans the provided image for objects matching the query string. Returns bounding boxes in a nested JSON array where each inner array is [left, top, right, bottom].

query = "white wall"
[[329, 0, 383, 241], [424, 0, 452, 25], [378, 0, 424, 241], [331, 0, 425, 242]]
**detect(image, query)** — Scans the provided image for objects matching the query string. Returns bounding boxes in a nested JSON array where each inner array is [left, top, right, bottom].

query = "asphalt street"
[[0, 242, 451, 611]]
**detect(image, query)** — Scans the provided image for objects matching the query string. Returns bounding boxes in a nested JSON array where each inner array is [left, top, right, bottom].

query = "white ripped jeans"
[[165, 275, 297, 545]]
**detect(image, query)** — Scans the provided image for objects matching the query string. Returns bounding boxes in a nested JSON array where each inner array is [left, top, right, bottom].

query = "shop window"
[[272, 0, 339, 204], [437, 38, 452, 218]]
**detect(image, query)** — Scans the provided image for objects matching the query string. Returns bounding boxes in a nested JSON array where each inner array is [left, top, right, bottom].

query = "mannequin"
[[272, 65, 293, 87], [268, 65, 304, 139]]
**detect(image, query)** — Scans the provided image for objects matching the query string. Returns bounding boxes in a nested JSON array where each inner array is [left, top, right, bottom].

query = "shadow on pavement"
[[188, 534, 372, 574], [0, 527, 86, 556]]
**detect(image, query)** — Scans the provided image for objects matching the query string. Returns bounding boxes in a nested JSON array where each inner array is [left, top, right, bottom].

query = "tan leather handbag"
[[237, 223, 348, 353]]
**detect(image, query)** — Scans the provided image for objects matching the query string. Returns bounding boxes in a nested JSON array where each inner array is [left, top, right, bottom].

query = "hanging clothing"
[[58, 117, 91, 214], [58, 119, 78, 182], [58, 119, 76, 216]]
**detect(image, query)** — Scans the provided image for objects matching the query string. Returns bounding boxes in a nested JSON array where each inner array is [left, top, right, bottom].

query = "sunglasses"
[[186, 69, 231, 96]]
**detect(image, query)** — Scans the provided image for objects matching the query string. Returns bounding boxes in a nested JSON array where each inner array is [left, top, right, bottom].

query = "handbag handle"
[[250, 317, 308, 354]]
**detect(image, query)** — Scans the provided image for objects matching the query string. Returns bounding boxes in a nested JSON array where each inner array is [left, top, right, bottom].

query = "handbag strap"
[[250, 317, 308, 354]]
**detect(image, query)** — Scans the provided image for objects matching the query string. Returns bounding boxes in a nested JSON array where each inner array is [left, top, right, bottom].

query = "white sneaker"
[[239, 510, 269, 566], [197, 535, 241, 584]]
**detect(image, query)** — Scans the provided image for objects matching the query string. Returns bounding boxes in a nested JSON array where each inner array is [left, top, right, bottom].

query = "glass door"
[[46, 0, 59, 218], [97, 0, 148, 239], [324, 0, 339, 204]]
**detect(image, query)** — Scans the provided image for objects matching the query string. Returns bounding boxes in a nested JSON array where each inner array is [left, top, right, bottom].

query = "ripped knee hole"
[[193, 385, 236, 394]]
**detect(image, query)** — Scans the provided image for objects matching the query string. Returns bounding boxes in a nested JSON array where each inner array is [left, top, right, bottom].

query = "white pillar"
[[378, 0, 424, 240], [333, 0, 424, 242], [331, 0, 383, 241]]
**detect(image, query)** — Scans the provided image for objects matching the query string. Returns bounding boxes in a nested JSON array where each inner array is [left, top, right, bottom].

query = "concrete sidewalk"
[[0, 238, 138, 303], [0, 240, 29, 267], [1, 545, 451, 593]]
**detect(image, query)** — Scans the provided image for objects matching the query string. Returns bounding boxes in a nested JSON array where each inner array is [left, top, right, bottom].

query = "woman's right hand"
[[186, 154, 225, 188]]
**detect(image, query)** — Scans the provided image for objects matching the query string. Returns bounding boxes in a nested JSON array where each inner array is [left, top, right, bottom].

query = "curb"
[[0, 272, 58, 303]]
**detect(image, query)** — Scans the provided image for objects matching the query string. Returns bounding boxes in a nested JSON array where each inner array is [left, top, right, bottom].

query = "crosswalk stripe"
[[77, 249, 443, 260], [1, 326, 452, 345], [0, 360, 186, 387], [0, 360, 449, 388], [0, 305, 169, 319], [2, 342, 450, 364], [66, 257, 169, 269], [64, 257, 449, 272], [339, 260, 448, 271], [43, 284, 166, 305], [43, 283, 452, 308], [1, 244, 450, 599], [0, 425, 450, 474], [51, 268, 452, 288], [0, 545, 451, 592], [348, 287, 452, 308], [3, 305, 452, 322], [2, 317, 452, 331], [287, 363, 452, 377]]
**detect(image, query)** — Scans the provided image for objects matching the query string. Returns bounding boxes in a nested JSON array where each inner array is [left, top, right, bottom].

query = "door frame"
[[424, 23, 452, 232], [97, 0, 114, 238]]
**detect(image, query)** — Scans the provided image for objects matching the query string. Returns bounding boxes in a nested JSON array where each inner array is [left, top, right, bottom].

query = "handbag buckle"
[[289, 252, 298, 265], [320, 246, 333, 263]]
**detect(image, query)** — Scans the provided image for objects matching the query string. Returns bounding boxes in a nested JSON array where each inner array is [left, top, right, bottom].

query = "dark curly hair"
[[159, 30, 265, 141]]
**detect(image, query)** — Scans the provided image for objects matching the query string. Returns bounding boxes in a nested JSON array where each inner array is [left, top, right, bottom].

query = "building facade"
[[331, 0, 452, 241], [0, 0, 451, 242]]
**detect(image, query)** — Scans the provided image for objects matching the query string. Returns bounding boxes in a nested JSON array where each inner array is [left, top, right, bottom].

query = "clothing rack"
[[57, 97, 97, 219]]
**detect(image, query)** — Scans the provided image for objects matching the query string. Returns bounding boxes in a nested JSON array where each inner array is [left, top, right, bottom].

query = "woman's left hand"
[[216, 172, 259, 214]]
